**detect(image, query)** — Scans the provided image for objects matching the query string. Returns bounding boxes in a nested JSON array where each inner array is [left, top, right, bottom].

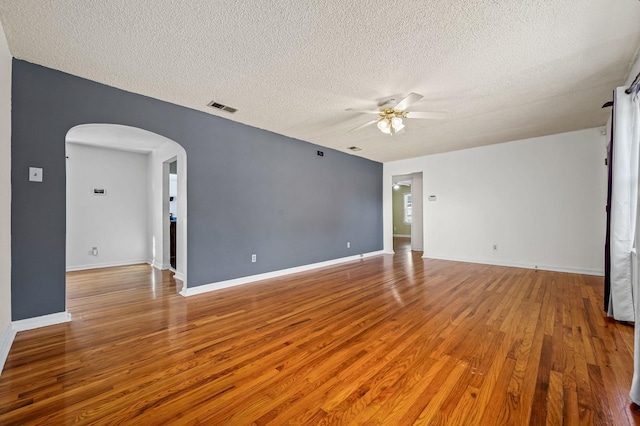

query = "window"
[[404, 193, 412, 224]]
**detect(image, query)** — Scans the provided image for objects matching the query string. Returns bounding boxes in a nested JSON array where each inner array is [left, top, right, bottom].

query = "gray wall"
[[11, 60, 383, 321]]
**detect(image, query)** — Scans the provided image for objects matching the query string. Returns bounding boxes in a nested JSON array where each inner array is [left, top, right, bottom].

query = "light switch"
[[29, 167, 43, 182]]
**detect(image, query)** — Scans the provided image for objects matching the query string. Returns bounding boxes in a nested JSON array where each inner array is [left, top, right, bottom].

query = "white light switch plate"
[[29, 167, 43, 182]]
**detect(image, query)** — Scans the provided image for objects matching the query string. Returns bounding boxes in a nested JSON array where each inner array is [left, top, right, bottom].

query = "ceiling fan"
[[346, 92, 446, 135]]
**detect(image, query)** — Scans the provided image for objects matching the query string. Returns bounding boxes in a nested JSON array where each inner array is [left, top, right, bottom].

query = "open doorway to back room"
[[65, 124, 188, 308], [391, 173, 423, 254], [392, 179, 412, 253]]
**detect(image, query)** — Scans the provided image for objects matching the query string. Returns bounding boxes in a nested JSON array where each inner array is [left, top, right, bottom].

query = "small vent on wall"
[[207, 101, 238, 114], [347, 146, 362, 152]]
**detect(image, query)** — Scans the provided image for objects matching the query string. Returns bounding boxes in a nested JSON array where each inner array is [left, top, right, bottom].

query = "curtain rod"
[[626, 71, 640, 94]]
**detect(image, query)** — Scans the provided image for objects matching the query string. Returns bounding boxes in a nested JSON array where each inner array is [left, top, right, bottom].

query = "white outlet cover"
[[29, 167, 43, 182]]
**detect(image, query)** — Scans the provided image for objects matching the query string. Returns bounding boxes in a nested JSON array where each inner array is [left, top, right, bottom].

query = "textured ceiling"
[[1, 1, 639, 162]]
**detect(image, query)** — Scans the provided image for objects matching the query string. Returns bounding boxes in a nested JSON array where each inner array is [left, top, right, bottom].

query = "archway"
[[65, 124, 187, 292]]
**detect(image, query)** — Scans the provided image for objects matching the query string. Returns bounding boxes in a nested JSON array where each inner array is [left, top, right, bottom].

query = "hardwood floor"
[[393, 236, 412, 253], [1, 248, 639, 424]]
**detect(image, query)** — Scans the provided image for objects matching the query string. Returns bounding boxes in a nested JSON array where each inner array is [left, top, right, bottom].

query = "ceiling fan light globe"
[[377, 118, 390, 130], [391, 116, 403, 128]]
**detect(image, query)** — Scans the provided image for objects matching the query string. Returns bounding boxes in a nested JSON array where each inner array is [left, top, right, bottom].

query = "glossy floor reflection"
[[1, 255, 638, 424]]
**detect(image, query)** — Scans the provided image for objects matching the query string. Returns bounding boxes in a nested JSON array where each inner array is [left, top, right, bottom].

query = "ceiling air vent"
[[207, 101, 238, 114], [347, 146, 362, 152]]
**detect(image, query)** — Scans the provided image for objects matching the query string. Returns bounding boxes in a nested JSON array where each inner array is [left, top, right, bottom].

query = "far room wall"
[[66, 143, 149, 271], [383, 127, 607, 275]]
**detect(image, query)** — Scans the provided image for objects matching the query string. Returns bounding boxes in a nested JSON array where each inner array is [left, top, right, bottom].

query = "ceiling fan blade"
[[348, 119, 378, 132], [393, 92, 423, 111], [345, 108, 381, 114], [405, 111, 447, 120]]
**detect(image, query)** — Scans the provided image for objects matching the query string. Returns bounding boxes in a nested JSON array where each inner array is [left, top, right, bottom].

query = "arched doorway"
[[65, 124, 187, 292]]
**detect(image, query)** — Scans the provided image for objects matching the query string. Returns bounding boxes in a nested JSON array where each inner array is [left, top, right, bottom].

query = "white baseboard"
[[150, 261, 173, 271], [12, 311, 72, 332], [181, 250, 386, 297], [421, 254, 604, 276], [66, 259, 148, 272], [0, 322, 16, 375], [173, 271, 185, 282]]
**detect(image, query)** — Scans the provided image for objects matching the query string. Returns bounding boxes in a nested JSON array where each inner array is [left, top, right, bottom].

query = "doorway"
[[392, 179, 412, 252], [391, 172, 423, 253], [65, 124, 188, 296]]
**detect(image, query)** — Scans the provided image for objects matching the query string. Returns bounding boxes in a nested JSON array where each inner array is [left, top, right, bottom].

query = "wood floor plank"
[[529, 334, 553, 425], [546, 370, 563, 426], [0, 240, 637, 424]]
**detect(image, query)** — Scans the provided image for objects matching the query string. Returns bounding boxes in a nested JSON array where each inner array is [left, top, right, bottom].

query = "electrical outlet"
[[493, 244, 498, 251], [91, 247, 98, 256], [347, 242, 351, 248], [251, 254, 256, 263]]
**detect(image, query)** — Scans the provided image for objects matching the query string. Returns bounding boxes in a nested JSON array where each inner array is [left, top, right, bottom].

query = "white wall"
[[384, 127, 607, 275], [147, 141, 187, 285], [0, 21, 13, 372], [66, 143, 149, 270]]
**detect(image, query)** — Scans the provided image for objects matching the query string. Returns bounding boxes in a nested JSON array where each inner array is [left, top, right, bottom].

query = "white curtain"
[[624, 83, 640, 404], [609, 86, 640, 322]]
